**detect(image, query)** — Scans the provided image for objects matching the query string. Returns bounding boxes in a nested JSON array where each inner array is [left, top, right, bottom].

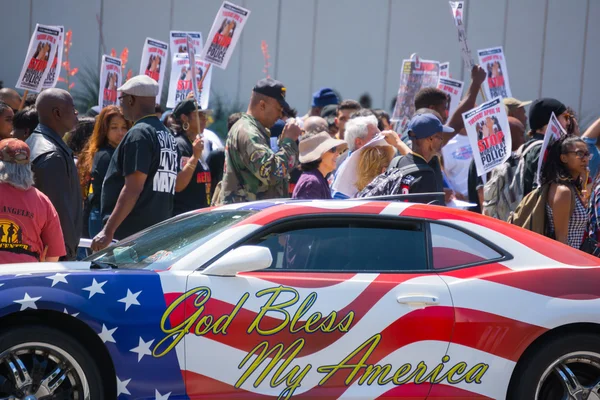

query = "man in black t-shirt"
[[92, 76, 179, 250]]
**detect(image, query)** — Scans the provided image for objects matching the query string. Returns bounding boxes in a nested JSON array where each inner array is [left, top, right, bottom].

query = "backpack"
[[507, 183, 575, 236], [356, 156, 436, 197], [483, 140, 543, 221]]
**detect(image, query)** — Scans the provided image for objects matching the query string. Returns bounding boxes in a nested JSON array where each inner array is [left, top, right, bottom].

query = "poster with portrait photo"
[[139, 37, 169, 103], [199, 1, 250, 69], [390, 58, 440, 137], [167, 53, 212, 110], [16, 24, 61, 92], [478, 46, 512, 100], [437, 77, 464, 117], [536, 112, 567, 186], [42, 26, 64, 89], [463, 97, 512, 176], [440, 62, 450, 78], [170, 31, 202, 60], [98, 55, 122, 109]]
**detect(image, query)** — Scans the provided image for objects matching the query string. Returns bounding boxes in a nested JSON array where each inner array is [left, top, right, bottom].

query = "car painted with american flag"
[[1, 199, 600, 400]]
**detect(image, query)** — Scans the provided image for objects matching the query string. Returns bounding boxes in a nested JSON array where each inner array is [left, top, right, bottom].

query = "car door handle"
[[397, 295, 439, 306]]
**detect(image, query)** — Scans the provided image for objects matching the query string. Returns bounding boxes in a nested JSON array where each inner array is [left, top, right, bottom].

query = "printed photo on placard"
[[478, 46, 512, 100], [199, 1, 250, 69], [98, 55, 122, 109], [167, 54, 212, 110], [536, 112, 567, 186], [42, 26, 64, 89], [15, 24, 61, 92], [463, 97, 512, 176], [170, 31, 202, 59], [139, 37, 169, 103], [440, 62, 450, 78], [437, 77, 464, 117]]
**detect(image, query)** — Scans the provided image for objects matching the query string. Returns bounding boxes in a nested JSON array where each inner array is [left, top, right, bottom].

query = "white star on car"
[[116, 376, 131, 396], [46, 272, 69, 287], [118, 289, 142, 311], [14, 293, 42, 311], [130, 337, 155, 362], [98, 324, 117, 344], [82, 278, 107, 298], [155, 389, 171, 400], [63, 308, 80, 318]]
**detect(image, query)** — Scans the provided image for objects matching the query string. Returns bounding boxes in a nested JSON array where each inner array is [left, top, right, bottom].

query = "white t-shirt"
[[198, 128, 224, 161], [441, 134, 473, 197]]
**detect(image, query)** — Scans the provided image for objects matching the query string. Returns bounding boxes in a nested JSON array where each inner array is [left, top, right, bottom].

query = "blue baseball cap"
[[408, 113, 454, 139], [312, 88, 339, 108]]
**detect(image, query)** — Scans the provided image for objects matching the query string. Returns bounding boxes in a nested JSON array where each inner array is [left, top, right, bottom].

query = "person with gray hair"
[[26, 88, 81, 260], [0, 138, 65, 263]]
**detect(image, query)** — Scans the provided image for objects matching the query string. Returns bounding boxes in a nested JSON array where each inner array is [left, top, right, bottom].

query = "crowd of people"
[[1, 63, 600, 263]]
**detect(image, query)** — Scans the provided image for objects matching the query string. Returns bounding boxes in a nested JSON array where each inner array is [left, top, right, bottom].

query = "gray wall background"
[[2, 0, 599, 125]]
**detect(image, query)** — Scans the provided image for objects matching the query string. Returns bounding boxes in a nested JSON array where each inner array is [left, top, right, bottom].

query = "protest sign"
[[167, 53, 212, 110], [98, 55, 122, 109], [42, 26, 64, 89], [139, 37, 169, 103], [440, 62, 450, 78], [199, 1, 250, 69], [463, 97, 512, 177], [390, 57, 440, 136], [478, 46, 512, 100], [536, 112, 567, 186], [170, 31, 202, 59], [449, 1, 474, 69], [16, 24, 61, 93], [437, 77, 464, 117]]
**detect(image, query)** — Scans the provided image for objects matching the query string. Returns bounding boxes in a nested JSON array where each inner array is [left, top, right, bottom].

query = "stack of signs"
[[536, 112, 567, 185], [199, 1, 250, 69], [42, 26, 64, 89], [98, 55, 122, 109], [170, 31, 202, 60], [390, 58, 440, 136], [437, 77, 464, 116], [449, 1, 474, 69], [478, 46, 512, 100], [16, 24, 62, 93], [139, 38, 169, 103], [462, 97, 512, 177], [440, 62, 450, 78], [167, 54, 212, 110]]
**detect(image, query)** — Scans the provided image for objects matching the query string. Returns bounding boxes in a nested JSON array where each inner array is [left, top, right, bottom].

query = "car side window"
[[430, 223, 502, 269], [251, 219, 428, 272]]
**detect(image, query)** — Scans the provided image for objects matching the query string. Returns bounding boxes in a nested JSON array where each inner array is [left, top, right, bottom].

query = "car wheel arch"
[[508, 322, 600, 394], [0, 309, 117, 398]]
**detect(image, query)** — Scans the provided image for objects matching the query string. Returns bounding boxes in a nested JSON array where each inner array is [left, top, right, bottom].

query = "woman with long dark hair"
[[541, 135, 591, 248], [77, 106, 129, 238]]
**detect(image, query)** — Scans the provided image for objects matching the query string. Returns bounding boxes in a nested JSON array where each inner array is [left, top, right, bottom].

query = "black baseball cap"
[[529, 98, 566, 132], [253, 78, 291, 114], [172, 99, 212, 119]]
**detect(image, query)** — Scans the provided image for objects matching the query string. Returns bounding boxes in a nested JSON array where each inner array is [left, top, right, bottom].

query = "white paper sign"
[[98, 55, 122, 109], [42, 26, 64, 89], [170, 31, 202, 59], [437, 77, 464, 117], [15, 24, 61, 92], [167, 53, 212, 110], [139, 37, 169, 103], [478, 46, 512, 100], [462, 97, 512, 177], [440, 62, 450, 78], [449, 1, 475, 69], [536, 112, 567, 186], [199, 1, 250, 69]]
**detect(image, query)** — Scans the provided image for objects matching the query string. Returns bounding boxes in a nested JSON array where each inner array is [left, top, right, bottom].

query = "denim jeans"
[[88, 207, 103, 239]]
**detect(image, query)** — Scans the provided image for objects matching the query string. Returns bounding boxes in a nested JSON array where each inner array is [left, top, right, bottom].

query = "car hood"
[[0, 261, 92, 276]]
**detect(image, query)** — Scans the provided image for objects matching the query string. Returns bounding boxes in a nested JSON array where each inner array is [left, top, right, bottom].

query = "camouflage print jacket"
[[217, 113, 298, 204]]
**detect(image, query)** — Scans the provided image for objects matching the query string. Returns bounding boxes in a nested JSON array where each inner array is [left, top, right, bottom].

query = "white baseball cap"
[[117, 75, 159, 97]]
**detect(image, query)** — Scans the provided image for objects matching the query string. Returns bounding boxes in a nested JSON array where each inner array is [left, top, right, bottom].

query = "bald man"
[[0, 88, 22, 111], [26, 88, 81, 260], [303, 116, 329, 136]]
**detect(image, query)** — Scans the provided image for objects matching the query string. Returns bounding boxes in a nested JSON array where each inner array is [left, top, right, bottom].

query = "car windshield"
[[85, 210, 254, 269]]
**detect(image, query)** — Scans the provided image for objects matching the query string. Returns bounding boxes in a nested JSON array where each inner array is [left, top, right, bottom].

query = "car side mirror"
[[203, 245, 273, 276]]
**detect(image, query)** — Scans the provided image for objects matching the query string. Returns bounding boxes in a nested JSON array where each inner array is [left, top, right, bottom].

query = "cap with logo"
[[253, 78, 291, 114], [408, 113, 454, 139], [117, 75, 159, 97], [0, 138, 30, 164]]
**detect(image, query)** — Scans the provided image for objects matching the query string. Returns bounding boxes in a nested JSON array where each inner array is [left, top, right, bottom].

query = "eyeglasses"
[[564, 150, 593, 160], [329, 146, 339, 154], [118, 94, 130, 102]]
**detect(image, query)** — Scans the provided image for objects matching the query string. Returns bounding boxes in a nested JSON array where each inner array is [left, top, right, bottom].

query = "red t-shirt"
[[0, 182, 66, 263]]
